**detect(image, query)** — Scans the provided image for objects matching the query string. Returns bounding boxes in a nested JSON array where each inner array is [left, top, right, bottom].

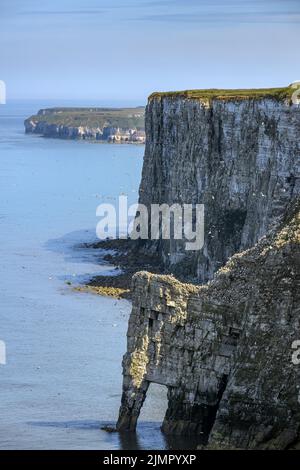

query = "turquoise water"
[[0, 100, 169, 450]]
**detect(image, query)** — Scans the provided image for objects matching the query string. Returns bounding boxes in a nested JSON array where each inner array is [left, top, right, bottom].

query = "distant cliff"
[[136, 86, 299, 282], [24, 107, 145, 143]]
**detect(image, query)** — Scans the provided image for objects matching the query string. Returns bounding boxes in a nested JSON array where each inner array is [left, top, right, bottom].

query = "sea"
[[0, 99, 180, 450]]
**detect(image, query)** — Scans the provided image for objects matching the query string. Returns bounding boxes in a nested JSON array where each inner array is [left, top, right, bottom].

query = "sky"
[[0, 0, 300, 102]]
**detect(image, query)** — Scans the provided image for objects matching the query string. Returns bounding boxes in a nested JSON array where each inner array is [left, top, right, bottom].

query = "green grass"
[[149, 85, 295, 103], [26, 107, 145, 130]]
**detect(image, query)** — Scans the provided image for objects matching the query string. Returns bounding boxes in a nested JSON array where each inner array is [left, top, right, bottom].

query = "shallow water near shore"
[[0, 100, 195, 450]]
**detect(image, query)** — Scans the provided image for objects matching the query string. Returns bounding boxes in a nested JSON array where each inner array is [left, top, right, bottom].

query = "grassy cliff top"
[[26, 107, 145, 129], [149, 85, 296, 103]]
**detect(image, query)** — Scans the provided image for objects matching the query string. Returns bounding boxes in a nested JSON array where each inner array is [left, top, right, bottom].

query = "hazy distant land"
[[24, 107, 146, 143]]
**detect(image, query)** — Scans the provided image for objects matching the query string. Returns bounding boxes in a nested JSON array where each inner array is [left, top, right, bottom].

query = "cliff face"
[[116, 87, 300, 449], [138, 93, 299, 281], [25, 119, 103, 139], [117, 201, 300, 449]]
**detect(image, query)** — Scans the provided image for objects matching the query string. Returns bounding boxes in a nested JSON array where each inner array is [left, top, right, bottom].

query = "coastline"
[[24, 106, 146, 143]]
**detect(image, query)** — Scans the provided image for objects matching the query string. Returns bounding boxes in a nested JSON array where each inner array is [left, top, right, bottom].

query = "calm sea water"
[[0, 100, 171, 450]]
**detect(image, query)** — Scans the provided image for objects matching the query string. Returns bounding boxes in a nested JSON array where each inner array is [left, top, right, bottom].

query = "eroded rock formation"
[[117, 201, 300, 449]]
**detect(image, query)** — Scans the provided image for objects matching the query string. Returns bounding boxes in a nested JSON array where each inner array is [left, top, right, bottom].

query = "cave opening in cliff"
[[138, 383, 168, 430]]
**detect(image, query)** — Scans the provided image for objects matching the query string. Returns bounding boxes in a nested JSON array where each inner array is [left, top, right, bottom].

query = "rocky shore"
[[79, 239, 164, 299]]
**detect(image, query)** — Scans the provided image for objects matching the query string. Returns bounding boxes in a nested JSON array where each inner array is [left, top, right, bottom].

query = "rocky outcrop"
[[136, 89, 300, 282], [117, 200, 300, 449]]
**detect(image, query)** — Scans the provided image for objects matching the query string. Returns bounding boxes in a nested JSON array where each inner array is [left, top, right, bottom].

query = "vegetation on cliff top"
[[149, 85, 295, 103], [26, 107, 145, 130]]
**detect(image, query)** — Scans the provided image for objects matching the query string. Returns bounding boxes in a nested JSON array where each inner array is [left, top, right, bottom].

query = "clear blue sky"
[[1, 0, 300, 102]]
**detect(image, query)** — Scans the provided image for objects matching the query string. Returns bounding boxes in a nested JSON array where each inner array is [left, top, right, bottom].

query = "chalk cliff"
[[117, 86, 300, 449], [137, 88, 299, 282]]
